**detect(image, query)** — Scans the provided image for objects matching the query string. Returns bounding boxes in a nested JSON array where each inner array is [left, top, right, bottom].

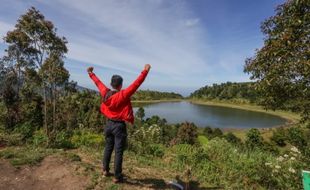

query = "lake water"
[[133, 101, 287, 128]]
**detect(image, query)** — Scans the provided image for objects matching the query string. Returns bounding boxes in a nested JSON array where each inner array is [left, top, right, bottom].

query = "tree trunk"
[[43, 85, 49, 145], [53, 84, 56, 133]]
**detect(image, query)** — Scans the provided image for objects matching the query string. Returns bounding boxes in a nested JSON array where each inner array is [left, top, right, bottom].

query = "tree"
[[135, 107, 145, 121], [202, 127, 211, 139], [245, 128, 264, 149], [224, 132, 241, 145], [213, 128, 223, 138], [0, 70, 19, 130], [1, 7, 69, 144], [39, 53, 69, 138], [244, 0, 310, 123], [176, 122, 198, 145]]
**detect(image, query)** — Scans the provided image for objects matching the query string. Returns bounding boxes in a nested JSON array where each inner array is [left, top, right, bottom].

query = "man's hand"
[[144, 64, 151, 72], [87, 67, 94, 73]]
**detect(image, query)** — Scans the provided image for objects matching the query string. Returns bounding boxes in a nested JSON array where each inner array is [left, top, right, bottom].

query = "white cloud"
[[184, 18, 200, 27], [45, 0, 210, 80]]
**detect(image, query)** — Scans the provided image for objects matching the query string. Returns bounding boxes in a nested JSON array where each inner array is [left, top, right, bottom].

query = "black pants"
[[103, 120, 127, 179]]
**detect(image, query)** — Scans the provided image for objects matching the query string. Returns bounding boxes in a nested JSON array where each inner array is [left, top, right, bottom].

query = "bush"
[[32, 130, 48, 147], [175, 122, 198, 145], [14, 122, 35, 140], [53, 131, 74, 149], [271, 127, 287, 147], [224, 132, 241, 145], [147, 144, 165, 157], [128, 124, 167, 157], [262, 142, 279, 154], [202, 126, 213, 138], [0, 132, 23, 146], [167, 138, 304, 189], [245, 128, 264, 149], [287, 127, 307, 150], [202, 127, 223, 140], [71, 129, 103, 149], [213, 128, 223, 138]]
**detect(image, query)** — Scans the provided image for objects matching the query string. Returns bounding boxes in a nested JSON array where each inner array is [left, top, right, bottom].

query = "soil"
[[0, 155, 90, 190]]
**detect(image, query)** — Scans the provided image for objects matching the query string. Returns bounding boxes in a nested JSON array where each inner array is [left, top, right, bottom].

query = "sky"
[[0, 0, 285, 96]]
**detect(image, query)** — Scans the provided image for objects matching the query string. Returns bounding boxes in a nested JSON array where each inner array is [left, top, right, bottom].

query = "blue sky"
[[0, 0, 285, 95]]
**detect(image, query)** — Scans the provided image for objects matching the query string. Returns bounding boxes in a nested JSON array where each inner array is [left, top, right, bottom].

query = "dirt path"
[[0, 155, 90, 190], [0, 149, 207, 190]]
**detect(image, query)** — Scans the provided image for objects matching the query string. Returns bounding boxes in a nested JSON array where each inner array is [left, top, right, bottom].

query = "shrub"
[[32, 129, 48, 147], [147, 144, 165, 157], [128, 124, 164, 157], [224, 132, 241, 145], [245, 128, 264, 149], [14, 122, 35, 140], [175, 122, 198, 145], [287, 127, 307, 150], [0, 132, 23, 146], [271, 127, 287, 147], [167, 138, 304, 189], [262, 142, 279, 154], [202, 127, 223, 140], [53, 131, 74, 149], [213, 128, 223, 138], [71, 129, 103, 149], [202, 126, 213, 139]]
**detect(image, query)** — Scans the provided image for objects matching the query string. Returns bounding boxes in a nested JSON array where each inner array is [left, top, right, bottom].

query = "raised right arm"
[[88, 67, 109, 97]]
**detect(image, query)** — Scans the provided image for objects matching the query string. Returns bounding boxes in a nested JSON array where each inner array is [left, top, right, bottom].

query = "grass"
[[0, 146, 55, 167], [61, 152, 82, 162], [197, 135, 208, 145]]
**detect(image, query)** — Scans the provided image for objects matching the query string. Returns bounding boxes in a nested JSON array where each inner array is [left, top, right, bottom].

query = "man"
[[87, 64, 151, 183]]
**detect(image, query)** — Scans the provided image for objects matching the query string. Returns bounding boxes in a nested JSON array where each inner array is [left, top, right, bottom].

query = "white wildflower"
[[265, 162, 272, 166], [277, 156, 284, 162], [290, 146, 300, 154], [275, 165, 281, 169], [284, 154, 289, 158], [288, 167, 296, 173], [290, 157, 296, 160]]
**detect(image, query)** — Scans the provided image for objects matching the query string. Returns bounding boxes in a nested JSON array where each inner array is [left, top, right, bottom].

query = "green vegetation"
[[190, 82, 259, 103], [244, 0, 310, 124], [1, 111, 309, 189], [0, 146, 55, 166], [0, 1, 309, 189], [132, 90, 183, 100]]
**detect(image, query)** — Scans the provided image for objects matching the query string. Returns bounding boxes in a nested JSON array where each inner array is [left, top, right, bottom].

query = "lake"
[[133, 101, 287, 128]]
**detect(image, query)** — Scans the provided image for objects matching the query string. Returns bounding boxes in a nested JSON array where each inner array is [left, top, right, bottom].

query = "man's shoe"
[[112, 177, 124, 183], [102, 170, 112, 177]]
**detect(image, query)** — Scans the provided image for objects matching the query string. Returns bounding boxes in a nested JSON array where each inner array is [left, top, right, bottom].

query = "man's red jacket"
[[89, 69, 149, 123]]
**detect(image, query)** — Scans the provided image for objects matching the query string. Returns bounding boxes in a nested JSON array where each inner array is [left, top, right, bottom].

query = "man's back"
[[88, 66, 150, 123]]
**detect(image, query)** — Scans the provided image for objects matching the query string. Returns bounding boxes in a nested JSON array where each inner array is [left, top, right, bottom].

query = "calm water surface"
[[133, 101, 287, 128]]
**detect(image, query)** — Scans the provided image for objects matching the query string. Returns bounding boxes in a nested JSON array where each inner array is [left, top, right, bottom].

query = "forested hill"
[[77, 86, 183, 100], [132, 90, 183, 100], [190, 82, 259, 103]]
